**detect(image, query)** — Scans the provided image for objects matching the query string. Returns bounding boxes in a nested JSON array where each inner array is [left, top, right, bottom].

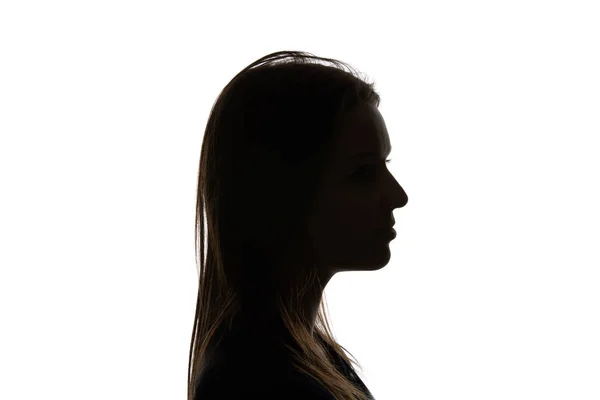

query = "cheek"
[[333, 202, 377, 232], [312, 209, 379, 256], [309, 190, 379, 244]]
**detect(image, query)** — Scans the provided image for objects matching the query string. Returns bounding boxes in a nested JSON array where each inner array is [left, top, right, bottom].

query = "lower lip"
[[380, 228, 396, 239]]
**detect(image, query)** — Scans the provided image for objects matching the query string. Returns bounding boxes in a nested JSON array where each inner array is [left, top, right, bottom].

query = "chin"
[[334, 259, 391, 273]]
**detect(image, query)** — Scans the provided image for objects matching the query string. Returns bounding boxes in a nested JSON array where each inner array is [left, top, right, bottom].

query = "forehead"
[[332, 102, 391, 160]]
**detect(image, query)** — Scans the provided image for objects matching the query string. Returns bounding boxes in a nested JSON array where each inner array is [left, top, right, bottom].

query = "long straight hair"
[[188, 50, 381, 400]]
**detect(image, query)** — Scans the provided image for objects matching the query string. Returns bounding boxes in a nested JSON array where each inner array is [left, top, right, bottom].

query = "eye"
[[353, 159, 392, 180]]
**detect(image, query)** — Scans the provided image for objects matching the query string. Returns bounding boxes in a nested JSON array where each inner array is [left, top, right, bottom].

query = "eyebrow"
[[349, 148, 392, 160]]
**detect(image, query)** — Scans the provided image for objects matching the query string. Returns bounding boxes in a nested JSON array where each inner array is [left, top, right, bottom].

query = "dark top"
[[193, 326, 375, 399]]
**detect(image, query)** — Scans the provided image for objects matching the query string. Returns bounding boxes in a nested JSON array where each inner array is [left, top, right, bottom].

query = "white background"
[[1, 1, 599, 399]]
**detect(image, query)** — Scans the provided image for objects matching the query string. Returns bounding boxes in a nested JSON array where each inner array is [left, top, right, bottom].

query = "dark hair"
[[188, 50, 381, 400]]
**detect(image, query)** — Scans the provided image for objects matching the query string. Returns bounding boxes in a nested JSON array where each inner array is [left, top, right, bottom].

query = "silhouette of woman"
[[188, 50, 408, 400]]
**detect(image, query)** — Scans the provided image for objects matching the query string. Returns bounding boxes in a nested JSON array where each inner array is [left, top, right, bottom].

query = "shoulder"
[[194, 364, 336, 400]]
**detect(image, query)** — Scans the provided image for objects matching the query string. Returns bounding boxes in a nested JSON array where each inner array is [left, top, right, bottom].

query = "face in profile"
[[306, 102, 408, 277]]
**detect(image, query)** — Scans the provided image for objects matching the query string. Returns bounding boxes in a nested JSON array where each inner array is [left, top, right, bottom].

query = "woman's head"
[[305, 101, 407, 278], [188, 50, 407, 400]]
